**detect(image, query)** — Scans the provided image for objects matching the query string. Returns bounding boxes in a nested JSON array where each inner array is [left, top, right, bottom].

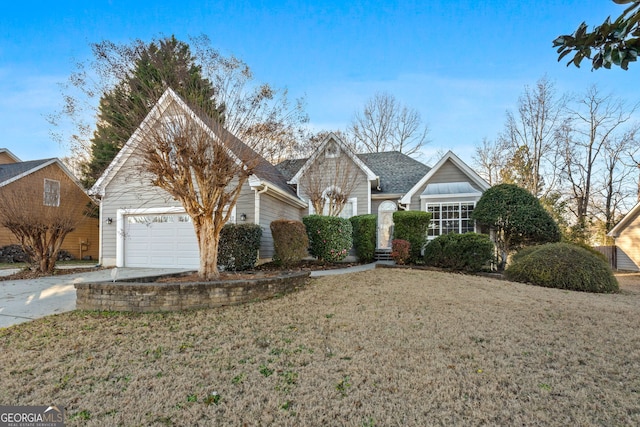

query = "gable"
[[399, 151, 489, 207], [0, 149, 20, 165], [288, 133, 377, 186], [91, 88, 299, 203]]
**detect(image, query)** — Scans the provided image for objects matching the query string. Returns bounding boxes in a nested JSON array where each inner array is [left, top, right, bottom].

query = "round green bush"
[[505, 242, 618, 293], [423, 232, 494, 272], [270, 220, 309, 266]]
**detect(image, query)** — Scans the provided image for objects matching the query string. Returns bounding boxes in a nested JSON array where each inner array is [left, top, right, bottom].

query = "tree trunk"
[[194, 216, 221, 280]]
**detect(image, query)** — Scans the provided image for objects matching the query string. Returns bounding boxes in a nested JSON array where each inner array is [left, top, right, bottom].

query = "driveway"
[[0, 268, 192, 328]]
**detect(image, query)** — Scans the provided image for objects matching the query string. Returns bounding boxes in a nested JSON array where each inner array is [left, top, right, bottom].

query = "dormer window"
[[325, 141, 340, 158]]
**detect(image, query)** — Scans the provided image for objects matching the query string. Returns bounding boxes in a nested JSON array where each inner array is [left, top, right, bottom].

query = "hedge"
[[350, 214, 377, 262], [302, 215, 353, 262], [423, 232, 494, 272], [270, 220, 309, 266], [392, 211, 431, 263], [218, 223, 262, 271]]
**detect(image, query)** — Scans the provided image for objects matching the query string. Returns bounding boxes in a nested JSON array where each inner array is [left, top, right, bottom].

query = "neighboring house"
[[607, 202, 640, 271], [89, 88, 306, 269], [0, 149, 99, 260], [90, 89, 490, 269]]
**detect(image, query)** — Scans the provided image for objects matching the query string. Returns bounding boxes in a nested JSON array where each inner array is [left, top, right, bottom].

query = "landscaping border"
[[75, 271, 310, 312]]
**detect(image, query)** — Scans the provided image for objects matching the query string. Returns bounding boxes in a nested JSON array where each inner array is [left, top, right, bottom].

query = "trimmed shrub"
[[391, 239, 411, 265], [302, 215, 353, 262], [423, 233, 494, 272], [350, 214, 377, 263], [218, 223, 262, 271], [392, 211, 431, 263], [505, 242, 619, 293], [270, 220, 309, 266]]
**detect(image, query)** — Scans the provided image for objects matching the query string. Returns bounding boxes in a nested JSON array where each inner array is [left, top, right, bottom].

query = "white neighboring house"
[[607, 202, 640, 271]]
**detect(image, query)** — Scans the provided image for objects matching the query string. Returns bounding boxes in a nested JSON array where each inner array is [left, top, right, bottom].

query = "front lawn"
[[1, 269, 639, 426]]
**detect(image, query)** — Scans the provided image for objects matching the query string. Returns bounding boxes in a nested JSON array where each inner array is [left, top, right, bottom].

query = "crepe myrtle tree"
[[134, 95, 260, 280], [300, 147, 361, 217], [472, 183, 561, 270], [554, 0, 640, 70], [0, 177, 95, 274]]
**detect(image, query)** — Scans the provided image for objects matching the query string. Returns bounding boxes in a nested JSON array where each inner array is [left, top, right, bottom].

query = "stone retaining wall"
[[75, 271, 311, 312]]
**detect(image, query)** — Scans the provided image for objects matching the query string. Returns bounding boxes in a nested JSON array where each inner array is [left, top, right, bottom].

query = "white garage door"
[[124, 213, 200, 268]]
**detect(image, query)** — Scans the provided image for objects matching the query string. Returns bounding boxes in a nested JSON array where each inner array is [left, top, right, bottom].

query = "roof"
[[276, 150, 431, 195], [0, 158, 56, 186], [421, 181, 482, 196], [357, 151, 431, 194], [91, 88, 298, 201]]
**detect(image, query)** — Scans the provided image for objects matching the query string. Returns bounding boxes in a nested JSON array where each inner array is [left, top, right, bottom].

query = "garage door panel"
[[124, 213, 199, 268]]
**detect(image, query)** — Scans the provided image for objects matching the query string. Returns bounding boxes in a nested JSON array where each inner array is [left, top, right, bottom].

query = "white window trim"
[[425, 201, 476, 240], [43, 178, 60, 207]]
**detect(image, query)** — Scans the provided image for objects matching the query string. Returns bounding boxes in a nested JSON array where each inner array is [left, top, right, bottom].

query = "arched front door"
[[377, 201, 397, 249]]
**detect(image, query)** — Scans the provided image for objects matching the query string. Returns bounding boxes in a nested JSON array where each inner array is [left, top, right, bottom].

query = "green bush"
[[350, 214, 377, 262], [302, 215, 353, 262], [270, 220, 309, 266], [391, 239, 411, 265], [505, 242, 618, 293], [392, 211, 431, 263], [423, 233, 494, 272], [218, 223, 262, 271]]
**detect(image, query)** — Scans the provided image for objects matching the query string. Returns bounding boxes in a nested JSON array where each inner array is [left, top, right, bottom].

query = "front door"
[[377, 201, 397, 249]]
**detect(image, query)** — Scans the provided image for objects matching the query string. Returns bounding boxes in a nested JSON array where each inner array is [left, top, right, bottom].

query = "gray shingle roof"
[[276, 151, 431, 195], [0, 159, 53, 185], [357, 151, 431, 194]]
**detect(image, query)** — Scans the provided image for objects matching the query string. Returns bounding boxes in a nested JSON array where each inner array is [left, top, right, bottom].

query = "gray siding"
[[410, 159, 481, 209], [297, 152, 371, 216], [258, 192, 304, 258]]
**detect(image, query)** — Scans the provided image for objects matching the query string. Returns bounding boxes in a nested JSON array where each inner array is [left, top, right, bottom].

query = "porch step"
[[375, 249, 393, 261]]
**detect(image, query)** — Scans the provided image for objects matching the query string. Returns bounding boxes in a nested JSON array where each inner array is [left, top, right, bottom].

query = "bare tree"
[[0, 178, 93, 274], [561, 85, 638, 240], [498, 76, 566, 197], [473, 137, 509, 186], [349, 92, 429, 156], [299, 142, 361, 217], [131, 93, 258, 280]]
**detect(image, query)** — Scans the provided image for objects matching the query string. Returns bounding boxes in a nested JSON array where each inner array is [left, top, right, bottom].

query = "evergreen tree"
[[82, 36, 221, 187]]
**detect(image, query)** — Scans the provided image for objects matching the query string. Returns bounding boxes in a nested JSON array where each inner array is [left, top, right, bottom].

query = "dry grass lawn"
[[2, 268, 640, 426]]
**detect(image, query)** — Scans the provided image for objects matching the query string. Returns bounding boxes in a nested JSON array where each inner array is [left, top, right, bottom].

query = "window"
[[426, 202, 475, 238], [44, 179, 60, 207]]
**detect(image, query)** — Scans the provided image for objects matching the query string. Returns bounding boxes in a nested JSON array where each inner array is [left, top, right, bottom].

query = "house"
[[607, 202, 640, 271], [0, 148, 99, 260], [89, 88, 306, 269], [91, 88, 490, 269], [278, 134, 490, 250]]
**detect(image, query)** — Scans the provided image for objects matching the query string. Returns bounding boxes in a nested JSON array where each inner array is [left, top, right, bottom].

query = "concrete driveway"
[[0, 267, 192, 328]]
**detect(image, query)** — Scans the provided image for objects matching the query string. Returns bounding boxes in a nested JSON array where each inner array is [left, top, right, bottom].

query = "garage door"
[[124, 213, 199, 268]]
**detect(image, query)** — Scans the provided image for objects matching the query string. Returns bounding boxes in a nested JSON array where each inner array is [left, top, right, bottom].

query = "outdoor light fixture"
[[106, 218, 113, 225], [240, 213, 247, 221]]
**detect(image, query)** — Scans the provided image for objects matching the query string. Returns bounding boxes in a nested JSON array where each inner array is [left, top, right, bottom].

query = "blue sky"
[[1, 0, 638, 166]]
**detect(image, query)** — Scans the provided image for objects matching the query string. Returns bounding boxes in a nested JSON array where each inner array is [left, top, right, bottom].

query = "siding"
[[0, 152, 17, 165], [614, 211, 640, 271], [410, 159, 482, 209], [258, 192, 304, 258], [297, 151, 371, 216], [0, 163, 99, 260]]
